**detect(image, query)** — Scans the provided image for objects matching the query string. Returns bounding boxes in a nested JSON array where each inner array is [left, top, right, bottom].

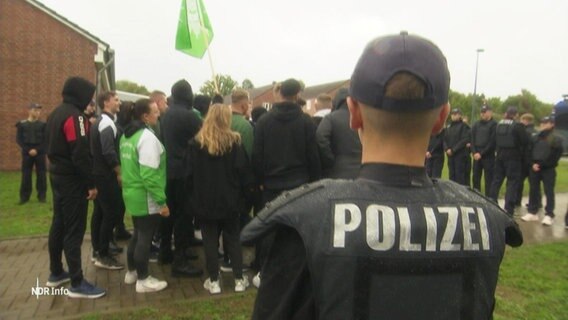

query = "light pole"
[[471, 48, 484, 123]]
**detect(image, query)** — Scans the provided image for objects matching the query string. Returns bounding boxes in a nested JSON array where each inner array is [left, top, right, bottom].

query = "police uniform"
[[471, 112, 497, 195], [426, 129, 445, 178], [488, 109, 529, 215], [444, 114, 471, 186], [527, 120, 564, 218], [241, 32, 523, 320], [16, 104, 47, 203]]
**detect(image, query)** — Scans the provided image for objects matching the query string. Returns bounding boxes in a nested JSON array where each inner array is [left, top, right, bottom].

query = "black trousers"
[[528, 167, 556, 216], [448, 152, 469, 186], [160, 178, 190, 256], [20, 153, 47, 202], [127, 214, 161, 280], [490, 158, 522, 215], [201, 218, 243, 281], [425, 156, 444, 179], [472, 155, 495, 196], [91, 174, 124, 256], [516, 161, 533, 207], [48, 175, 88, 287]]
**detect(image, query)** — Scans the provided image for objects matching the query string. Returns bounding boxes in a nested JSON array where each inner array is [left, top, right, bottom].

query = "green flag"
[[175, 0, 214, 58]]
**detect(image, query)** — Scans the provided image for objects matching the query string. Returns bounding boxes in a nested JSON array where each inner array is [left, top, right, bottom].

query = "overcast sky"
[[39, 0, 567, 104]]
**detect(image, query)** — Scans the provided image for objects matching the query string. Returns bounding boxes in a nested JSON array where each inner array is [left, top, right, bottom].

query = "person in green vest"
[[120, 98, 170, 293]]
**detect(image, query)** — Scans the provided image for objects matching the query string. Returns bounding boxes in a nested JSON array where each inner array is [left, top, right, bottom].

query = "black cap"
[[350, 31, 450, 112], [506, 106, 518, 116], [480, 105, 491, 113], [451, 108, 462, 115], [280, 79, 302, 98], [28, 103, 42, 109]]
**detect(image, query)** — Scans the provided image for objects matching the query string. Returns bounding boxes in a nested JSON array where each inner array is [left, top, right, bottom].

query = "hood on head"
[[171, 79, 194, 107], [61, 77, 96, 111], [272, 101, 303, 122], [333, 88, 349, 110]]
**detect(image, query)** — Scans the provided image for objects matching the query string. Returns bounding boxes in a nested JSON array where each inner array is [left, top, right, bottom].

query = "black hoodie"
[[252, 101, 321, 190], [46, 77, 96, 188], [161, 79, 202, 179]]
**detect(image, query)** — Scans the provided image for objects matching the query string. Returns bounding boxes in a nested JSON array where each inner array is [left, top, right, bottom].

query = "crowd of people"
[[14, 31, 564, 318]]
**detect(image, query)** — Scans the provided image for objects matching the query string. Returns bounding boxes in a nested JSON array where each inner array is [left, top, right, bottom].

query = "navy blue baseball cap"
[[350, 31, 450, 112]]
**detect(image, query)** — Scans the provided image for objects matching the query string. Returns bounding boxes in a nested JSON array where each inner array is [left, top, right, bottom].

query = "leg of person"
[[503, 159, 522, 216], [46, 175, 69, 287], [222, 218, 249, 292], [114, 190, 131, 241], [201, 220, 222, 294], [134, 214, 167, 293], [516, 163, 529, 207], [489, 158, 505, 202], [159, 179, 177, 264], [19, 153, 33, 204], [432, 156, 444, 179], [482, 156, 495, 197], [454, 153, 468, 186], [35, 154, 47, 202], [464, 154, 472, 187], [425, 158, 433, 178], [522, 169, 541, 222], [541, 168, 556, 226], [448, 156, 456, 182], [472, 159, 483, 191], [171, 179, 200, 276], [94, 175, 124, 270], [90, 199, 103, 261], [125, 217, 139, 284]]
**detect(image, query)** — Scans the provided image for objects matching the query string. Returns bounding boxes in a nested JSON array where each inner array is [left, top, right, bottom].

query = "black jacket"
[[16, 119, 46, 154], [46, 77, 96, 188], [529, 129, 564, 169], [252, 101, 321, 190], [186, 139, 254, 220], [444, 120, 470, 155], [316, 89, 361, 179], [471, 119, 497, 156], [90, 112, 120, 177], [161, 80, 202, 179], [427, 129, 445, 158]]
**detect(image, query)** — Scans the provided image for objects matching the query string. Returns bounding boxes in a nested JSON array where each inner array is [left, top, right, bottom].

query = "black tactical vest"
[[19, 120, 46, 145], [242, 178, 523, 320], [496, 120, 515, 148], [532, 136, 551, 162], [474, 120, 494, 147]]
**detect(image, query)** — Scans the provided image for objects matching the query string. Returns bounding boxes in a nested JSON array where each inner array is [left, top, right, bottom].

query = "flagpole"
[[196, 0, 219, 94]]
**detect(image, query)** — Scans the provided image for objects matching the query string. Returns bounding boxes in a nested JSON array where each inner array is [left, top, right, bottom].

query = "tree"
[[241, 79, 254, 90], [502, 89, 553, 119], [199, 74, 238, 97], [116, 80, 150, 95]]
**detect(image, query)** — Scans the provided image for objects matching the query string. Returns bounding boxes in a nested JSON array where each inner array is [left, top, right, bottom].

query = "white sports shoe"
[[124, 270, 138, 285], [203, 278, 221, 295], [521, 213, 539, 222], [252, 272, 261, 288], [136, 276, 167, 293], [235, 276, 250, 292], [542, 215, 554, 226]]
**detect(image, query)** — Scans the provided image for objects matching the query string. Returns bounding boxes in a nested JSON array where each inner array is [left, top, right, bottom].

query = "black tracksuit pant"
[[48, 174, 88, 287], [20, 153, 47, 202], [490, 158, 522, 215], [91, 174, 124, 257], [160, 178, 190, 257], [472, 155, 495, 196], [447, 151, 469, 186], [426, 156, 444, 179], [528, 167, 556, 217], [201, 218, 243, 281], [127, 214, 161, 280]]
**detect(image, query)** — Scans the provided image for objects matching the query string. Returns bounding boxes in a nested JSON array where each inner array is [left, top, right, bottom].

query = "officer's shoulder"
[[258, 179, 344, 220], [436, 180, 503, 210], [16, 120, 28, 126]]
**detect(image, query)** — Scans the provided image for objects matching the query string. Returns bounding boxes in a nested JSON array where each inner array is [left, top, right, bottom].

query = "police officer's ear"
[[431, 103, 450, 135], [347, 97, 363, 130]]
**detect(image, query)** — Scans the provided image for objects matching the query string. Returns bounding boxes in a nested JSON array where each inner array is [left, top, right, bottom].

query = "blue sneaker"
[[46, 271, 70, 287], [67, 280, 106, 299]]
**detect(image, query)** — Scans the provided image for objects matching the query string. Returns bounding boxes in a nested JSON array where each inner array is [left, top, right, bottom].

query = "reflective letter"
[[333, 203, 362, 248], [423, 207, 438, 251], [398, 207, 421, 251], [461, 207, 479, 251], [476, 208, 491, 250], [366, 205, 395, 251], [438, 207, 460, 251]]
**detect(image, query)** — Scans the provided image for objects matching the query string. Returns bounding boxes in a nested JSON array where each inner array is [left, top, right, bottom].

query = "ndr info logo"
[[31, 277, 68, 299]]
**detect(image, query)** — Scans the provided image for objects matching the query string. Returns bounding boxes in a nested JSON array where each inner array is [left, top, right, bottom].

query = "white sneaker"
[[235, 276, 249, 292], [252, 272, 261, 288], [194, 229, 203, 241], [124, 270, 137, 285], [542, 215, 554, 226], [521, 213, 539, 222], [203, 278, 221, 295], [136, 276, 167, 293]]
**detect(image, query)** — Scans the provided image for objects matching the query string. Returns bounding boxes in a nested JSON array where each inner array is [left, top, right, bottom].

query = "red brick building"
[[0, 0, 114, 170]]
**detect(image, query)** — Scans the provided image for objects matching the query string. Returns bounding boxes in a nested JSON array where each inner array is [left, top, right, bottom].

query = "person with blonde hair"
[[185, 103, 254, 294]]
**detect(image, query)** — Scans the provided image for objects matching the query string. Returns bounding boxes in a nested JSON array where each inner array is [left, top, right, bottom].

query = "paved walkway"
[[1, 194, 567, 320]]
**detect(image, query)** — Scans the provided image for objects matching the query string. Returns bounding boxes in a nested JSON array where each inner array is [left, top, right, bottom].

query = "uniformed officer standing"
[[444, 108, 471, 186], [471, 105, 497, 195], [425, 129, 444, 178], [489, 107, 529, 216], [16, 103, 47, 204], [241, 32, 522, 320], [521, 116, 564, 225]]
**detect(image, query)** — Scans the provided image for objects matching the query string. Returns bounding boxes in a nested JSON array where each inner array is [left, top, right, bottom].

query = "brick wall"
[[0, 0, 98, 170]]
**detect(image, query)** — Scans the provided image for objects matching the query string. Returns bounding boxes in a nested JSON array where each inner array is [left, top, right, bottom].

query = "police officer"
[[471, 105, 497, 195], [444, 108, 471, 186], [521, 116, 564, 225], [425, 128, 444, 178], [241, 32, 522, 320], [16, 103, 47, 204], [489, 106, 529, 216], [517, 113, 537, 207]]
